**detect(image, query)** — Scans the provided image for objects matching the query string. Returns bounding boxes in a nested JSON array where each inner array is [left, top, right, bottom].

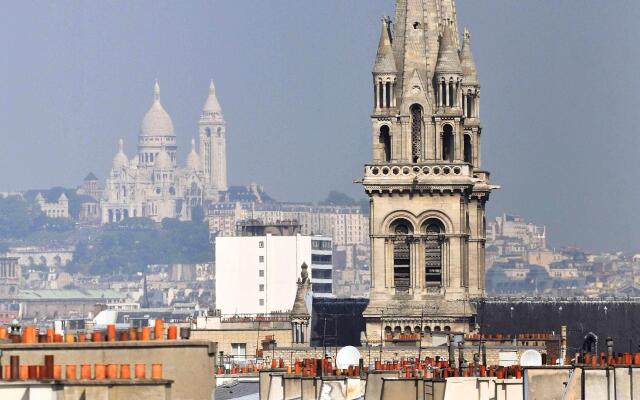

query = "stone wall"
[[0, 340, 216, 400], [191, 328, 292, 356]]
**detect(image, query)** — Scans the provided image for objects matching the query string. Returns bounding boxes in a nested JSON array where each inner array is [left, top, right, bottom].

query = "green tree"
[[68, 217, 212, 275], [0, 196, 37, 238], [319, 191, 357, 206]]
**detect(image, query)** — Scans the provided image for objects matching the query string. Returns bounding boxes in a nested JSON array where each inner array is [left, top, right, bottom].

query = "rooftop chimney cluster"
[[0, 354, 165, 381], [0, 320, 183, 343]]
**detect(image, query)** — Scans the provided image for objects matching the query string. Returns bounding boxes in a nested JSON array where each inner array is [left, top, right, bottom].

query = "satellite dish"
[[336, 346, 361, 369], [520, 349, 543, 367]]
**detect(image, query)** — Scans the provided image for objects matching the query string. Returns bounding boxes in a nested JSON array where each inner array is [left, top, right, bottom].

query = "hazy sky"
[[1, 1, 639, 252]]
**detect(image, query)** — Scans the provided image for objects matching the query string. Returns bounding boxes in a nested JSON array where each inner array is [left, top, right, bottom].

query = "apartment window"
[[231, 343, 247, 358], [312, 283, 332, 294], [259, 284, 265, 292], [312, 269, 333, 279], [259, 241, 264, 248], [311, 254, 332, 265], [259, 256, 264, 263], [259, 299, 264, 306], [312, 240, 332, 250], [259, 270, 264, 277]]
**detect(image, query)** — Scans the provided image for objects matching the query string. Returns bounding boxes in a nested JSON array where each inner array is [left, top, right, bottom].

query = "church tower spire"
[[199, 79, 227, 197], [362, 0, 496, 344], [373, 17, 398, 116]]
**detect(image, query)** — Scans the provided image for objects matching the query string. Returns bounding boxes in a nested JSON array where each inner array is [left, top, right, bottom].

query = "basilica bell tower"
[[361, 0, 496, 344]]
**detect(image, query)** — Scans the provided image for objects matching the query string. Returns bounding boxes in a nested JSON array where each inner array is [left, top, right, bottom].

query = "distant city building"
[[5, 247, 74, 268], [101, 80, 227, 223], [489, 214, 546, 250], [35, 192, 69, 218], [215, 221, 334, 315], [0, 257, 19, 297], [77, 172, 102, 200], [76, 173, 102, 222], [207, 202, 368, 246]]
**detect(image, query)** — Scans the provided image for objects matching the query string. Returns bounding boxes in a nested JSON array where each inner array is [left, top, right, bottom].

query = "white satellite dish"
[[520, 350, 543, 367], [336, 346, 361, 369]]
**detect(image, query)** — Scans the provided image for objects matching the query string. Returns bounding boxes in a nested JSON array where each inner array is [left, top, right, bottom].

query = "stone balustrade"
[[364, 163, 471, 179]]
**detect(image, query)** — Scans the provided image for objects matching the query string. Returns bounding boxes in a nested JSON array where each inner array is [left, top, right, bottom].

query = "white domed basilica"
[[101, 80, 227, 223]]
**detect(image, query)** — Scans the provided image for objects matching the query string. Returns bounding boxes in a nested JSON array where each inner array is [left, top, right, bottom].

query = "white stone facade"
[[489, 214, 547, 250], [35, 193, 68, 219], [101, 81, 227, 223]]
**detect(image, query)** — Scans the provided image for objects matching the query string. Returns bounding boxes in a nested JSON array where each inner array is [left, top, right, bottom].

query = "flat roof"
[[12, 289, 126, 301]]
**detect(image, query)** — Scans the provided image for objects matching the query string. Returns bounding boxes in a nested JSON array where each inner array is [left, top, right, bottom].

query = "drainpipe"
[[560, 325, 567, 366]]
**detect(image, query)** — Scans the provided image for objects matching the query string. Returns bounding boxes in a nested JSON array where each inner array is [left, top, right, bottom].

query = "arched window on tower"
[[379, 125, 391, 162], [442, 124, 454, 162], [410, 104, 423, 163], [423, 219, 444, 285], [391, 219, 413, 293], [205, 128, 212, 138], [385, 81, 391, 108], [463, 134, 472, 164], [466, 93, 473, 118], [378, 81, 384, 109]]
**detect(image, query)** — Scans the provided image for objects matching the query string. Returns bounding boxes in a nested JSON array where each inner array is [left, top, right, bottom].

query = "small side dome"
[[185, 138, 201, 170], [154, 149, 173, 170], [140, 80, 175, 137], [112, 139, 129, 170]]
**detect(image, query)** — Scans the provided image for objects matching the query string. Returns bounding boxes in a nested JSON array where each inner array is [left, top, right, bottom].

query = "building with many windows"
[[207, 202, 368, 246], [34, 192, 69, 219], [214, 222, 334, 315]]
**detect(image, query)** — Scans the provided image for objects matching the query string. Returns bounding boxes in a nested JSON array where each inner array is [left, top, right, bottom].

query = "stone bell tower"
[[361, 0, 496, 344]]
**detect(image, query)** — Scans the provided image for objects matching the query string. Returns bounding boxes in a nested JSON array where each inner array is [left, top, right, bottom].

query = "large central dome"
[[140, 81, 175, 137]]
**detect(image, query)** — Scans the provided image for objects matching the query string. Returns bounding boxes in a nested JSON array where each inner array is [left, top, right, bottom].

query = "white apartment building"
[[489, 214, 546, 250], [215, 233, 333, 315]]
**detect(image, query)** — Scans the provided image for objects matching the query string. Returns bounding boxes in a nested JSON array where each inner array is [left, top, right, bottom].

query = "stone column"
[[390, 81, 395, 107], [462, 94, 466, 116], [374, 83, 378, 109], [454, 125, 461, 162], [476, 130, 482, 168], [385, 239, 394, 289], [435, 125, 441, 161], [382, 82, 387, 109], [447, 235, 463, 290]]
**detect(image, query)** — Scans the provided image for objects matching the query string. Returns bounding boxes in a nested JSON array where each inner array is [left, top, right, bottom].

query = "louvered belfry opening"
[[424, 219, 444, 285], [393, 221, 412, 293]]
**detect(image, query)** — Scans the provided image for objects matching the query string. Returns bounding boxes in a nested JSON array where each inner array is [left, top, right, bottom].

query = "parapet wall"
[[263, 345, 540, 369], [0, 340, 216, 400]]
